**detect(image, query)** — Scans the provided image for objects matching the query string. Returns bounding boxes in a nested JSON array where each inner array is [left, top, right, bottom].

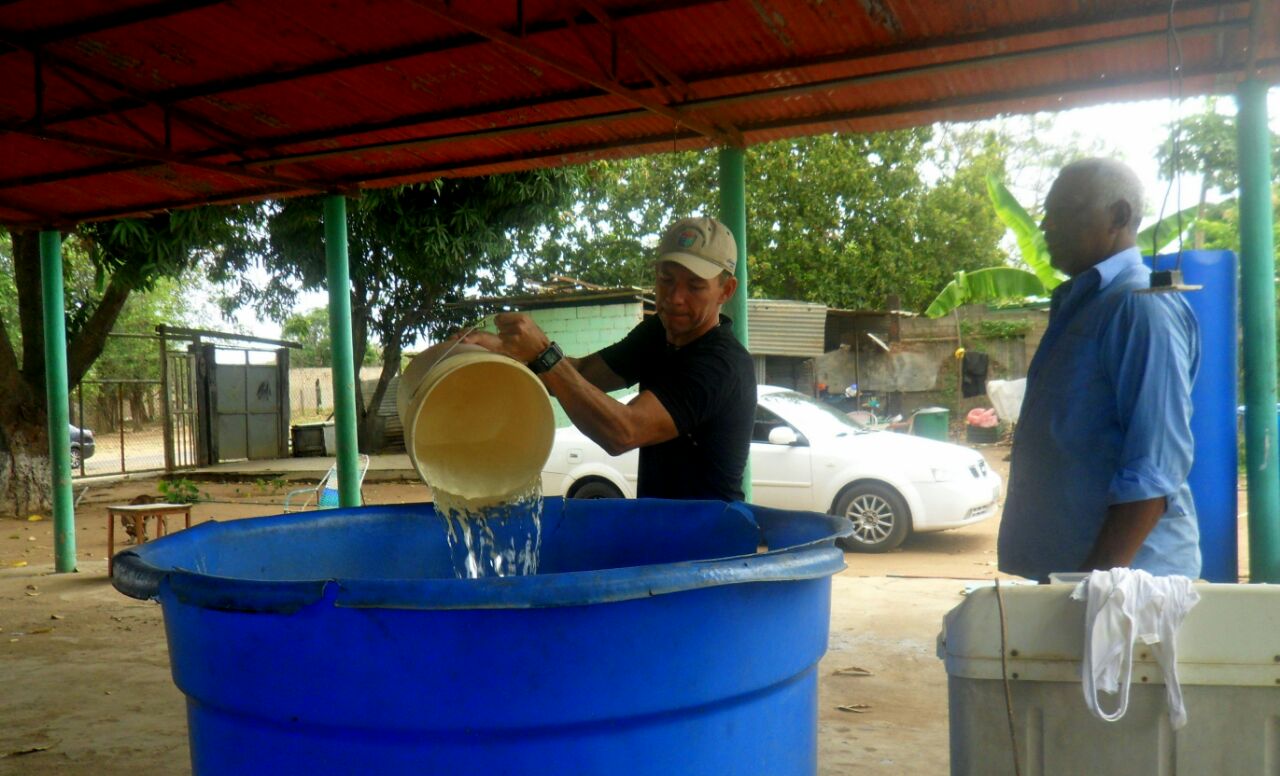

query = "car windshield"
[[760, 390, 867, 440]]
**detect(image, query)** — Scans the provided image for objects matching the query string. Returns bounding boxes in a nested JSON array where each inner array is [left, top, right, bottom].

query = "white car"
[[541, 385, 1002, 552]]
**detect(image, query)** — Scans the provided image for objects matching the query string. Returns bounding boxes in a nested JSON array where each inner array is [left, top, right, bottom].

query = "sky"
[[216, 90, 1280, 343]]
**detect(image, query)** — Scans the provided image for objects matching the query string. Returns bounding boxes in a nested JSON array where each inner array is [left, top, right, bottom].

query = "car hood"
[[820, 429, 984, 468]]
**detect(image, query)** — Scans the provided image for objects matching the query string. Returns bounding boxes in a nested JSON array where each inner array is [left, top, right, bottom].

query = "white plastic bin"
[[939, 583, 1280, 775]]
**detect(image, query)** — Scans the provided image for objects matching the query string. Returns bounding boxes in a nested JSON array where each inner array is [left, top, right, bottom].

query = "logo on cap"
[[676, 228, 700, 249]]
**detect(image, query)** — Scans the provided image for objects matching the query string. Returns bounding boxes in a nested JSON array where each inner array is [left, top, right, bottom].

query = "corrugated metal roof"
[[747, 298, 828, 356], [0, 0, 1273, 226]]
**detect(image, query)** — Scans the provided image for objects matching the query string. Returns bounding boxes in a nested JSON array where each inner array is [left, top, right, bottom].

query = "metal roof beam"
[[0, 1, 229, 49], [235, 16, 1247, 169], [0, 36, 257, 156], [12, 126, 331, 192], [17, 0, 724, 130], [0, 6, 1248, 190], [210, 0, 1248, 160], [326, 57, 1271, 189], [741, 58, 1277, 137], [413, 0, 742, 146]]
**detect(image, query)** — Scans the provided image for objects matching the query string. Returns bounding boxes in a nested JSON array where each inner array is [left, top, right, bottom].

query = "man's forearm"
[[540, 360, 646, 455], [1081, 497, 1166, 571]]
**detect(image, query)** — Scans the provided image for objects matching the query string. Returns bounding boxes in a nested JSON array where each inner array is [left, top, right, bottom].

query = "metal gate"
[[193, 343, 291, 464], [162, 351, 199, 470]]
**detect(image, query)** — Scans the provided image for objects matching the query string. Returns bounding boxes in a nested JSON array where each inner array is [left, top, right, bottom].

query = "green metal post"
[[1238, 79, 1279, 582], [40, 230, 76, 572], [324, 195, 362, 508], [719, 146, 753, 502]]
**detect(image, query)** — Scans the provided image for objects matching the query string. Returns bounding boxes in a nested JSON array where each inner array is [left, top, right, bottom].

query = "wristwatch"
[[527, 341, 564, 375]]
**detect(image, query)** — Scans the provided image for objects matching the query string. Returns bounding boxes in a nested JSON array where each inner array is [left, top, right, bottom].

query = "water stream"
[[434, 479, 544, 579]]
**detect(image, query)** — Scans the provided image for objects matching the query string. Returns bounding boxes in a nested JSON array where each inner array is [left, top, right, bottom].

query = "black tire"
[[569, 479, 624, 499], [70, 447, 82, 470], [833, 482, 910, 553]]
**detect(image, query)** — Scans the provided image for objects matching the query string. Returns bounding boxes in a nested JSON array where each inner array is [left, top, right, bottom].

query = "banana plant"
[[985, 174, 1066, 291], [924, 267, 1047, 318], [1136, 202, 1204, 255], [924, 177, 1059, 318]]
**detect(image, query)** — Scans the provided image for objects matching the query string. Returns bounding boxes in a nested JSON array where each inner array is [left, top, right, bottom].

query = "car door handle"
[[568, 450, 583, 463]]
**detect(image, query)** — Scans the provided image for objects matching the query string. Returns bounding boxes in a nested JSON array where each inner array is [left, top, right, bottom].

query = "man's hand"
[[463, 313, 550, 364]]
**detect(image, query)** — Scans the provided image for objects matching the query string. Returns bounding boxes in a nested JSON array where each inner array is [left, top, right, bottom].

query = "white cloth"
[[1071, 568, 1200, 729]]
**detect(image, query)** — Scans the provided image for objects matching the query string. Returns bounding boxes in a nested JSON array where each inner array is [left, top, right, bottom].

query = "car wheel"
[[833, 482, 910, 553], [570, 480, 623, 499], [70, 447, 82, 470]]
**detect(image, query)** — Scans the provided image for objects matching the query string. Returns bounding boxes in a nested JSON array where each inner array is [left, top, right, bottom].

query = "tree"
[[282, 306, 381, 368], [216, 172, 580, 450], [521, 128, 1009, 312], [0, 209, 257, 517], [1154, 100, 1280, 254]]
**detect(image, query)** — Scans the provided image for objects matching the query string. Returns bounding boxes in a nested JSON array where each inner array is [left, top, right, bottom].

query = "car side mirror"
[[768, 426, 803, 446]]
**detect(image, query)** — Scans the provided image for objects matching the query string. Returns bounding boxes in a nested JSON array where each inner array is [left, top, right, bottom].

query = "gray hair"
[[1060, 158, 1145, 234]]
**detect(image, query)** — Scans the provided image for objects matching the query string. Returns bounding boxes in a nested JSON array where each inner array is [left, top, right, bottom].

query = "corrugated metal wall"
[[747, 300, 828, 357]]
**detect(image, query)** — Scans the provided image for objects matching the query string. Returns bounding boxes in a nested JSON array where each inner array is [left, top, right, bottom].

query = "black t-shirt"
[[599, 314, 756, 501]]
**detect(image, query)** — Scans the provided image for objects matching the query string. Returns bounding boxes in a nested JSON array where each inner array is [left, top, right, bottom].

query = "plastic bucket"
[[911, 406, 950, 441], [113, 498, 849, 775], [397, 341, 554, 501]]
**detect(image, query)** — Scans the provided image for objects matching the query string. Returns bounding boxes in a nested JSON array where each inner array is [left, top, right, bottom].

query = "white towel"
[[1070, 568, 1200, 729]]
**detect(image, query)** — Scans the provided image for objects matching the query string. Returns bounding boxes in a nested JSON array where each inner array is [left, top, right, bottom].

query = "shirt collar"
[[1092, 247, 1143, 290]]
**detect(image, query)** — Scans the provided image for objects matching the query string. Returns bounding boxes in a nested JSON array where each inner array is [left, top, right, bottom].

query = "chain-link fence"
[[70, 379, 166, 477]]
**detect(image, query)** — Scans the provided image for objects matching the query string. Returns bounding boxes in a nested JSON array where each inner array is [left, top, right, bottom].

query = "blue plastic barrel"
[[1147, 251, 1238, 582], [113, 498, 850, 775]]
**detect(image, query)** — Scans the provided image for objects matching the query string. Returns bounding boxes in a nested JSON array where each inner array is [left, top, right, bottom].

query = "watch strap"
[[528, 341, 564, 375]]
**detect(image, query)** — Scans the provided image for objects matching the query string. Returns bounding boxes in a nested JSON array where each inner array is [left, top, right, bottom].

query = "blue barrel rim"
[[112, 499, 850, 613]]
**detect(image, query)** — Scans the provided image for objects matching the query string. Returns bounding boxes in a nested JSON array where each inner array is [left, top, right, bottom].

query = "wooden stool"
[[107, 502, 193, 576]]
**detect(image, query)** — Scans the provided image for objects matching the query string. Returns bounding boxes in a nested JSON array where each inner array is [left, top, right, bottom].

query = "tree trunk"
[[358, 340, 402, 452], [0, 398, 51, 519]]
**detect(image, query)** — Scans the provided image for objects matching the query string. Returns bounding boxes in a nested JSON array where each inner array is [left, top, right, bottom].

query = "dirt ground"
[[0, 447, 1249, 774]]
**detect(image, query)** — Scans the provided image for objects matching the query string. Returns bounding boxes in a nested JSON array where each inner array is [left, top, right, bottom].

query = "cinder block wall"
[[527, 302, 645, 427]]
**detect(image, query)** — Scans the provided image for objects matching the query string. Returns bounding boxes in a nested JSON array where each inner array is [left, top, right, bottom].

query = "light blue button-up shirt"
[[998, 247, 1202, 581]]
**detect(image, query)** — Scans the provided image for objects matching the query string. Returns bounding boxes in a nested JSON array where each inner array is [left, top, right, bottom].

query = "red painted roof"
[[0, 0, 1274, 226]]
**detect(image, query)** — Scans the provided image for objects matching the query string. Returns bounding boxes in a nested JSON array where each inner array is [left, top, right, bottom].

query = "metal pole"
[[323, 194, 362, 507], [1238, 79, 1279, 582], [39, 230, 76, 572], [718, 146, 753, 502]]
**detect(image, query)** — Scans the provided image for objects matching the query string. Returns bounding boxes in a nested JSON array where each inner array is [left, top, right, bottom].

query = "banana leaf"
[[985, 174, 1064, 290], [925, 267, 1047, 318], [1136, 202, 1206, 256]]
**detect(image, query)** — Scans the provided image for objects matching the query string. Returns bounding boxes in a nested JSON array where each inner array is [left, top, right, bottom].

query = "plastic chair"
[[284, 454, 371, 512]]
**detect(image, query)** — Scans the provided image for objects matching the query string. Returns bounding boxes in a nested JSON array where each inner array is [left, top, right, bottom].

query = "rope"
[[994, 578, 1023, 776]]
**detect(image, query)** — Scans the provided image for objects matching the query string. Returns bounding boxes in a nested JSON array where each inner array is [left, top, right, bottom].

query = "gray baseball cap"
[[656, 216, 737, 279]]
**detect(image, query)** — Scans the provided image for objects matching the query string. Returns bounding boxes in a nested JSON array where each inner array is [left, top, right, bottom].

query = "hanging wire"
[[1152, 0, 1187, 273]]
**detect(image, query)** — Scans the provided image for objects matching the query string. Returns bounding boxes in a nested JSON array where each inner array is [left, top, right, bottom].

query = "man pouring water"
[[466, 216, 756, 502]]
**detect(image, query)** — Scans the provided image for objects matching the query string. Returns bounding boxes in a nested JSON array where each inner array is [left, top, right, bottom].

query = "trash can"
[[113, 498, 851, 776], [940, 582, 1280, 775], [911, 407, 950, 441]]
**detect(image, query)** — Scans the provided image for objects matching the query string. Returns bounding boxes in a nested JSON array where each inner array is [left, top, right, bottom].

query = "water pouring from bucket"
[[398, 333, 555, 578]]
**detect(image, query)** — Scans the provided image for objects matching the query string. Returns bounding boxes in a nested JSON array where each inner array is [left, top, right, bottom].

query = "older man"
[[466, 216, 756, 501], [998, 159, 1201, 581]]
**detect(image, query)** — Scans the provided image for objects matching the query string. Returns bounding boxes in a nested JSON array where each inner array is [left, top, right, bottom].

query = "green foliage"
[[524, 127, 1009, 312], [158, 478, 200, 504], [984, 174, 1064, 290], [925, 267, 1046, 318], [281, 307, 379, 368], [1136, 202, 1204, 255], [962, 319, 1032, 340], [252, 477, 288, 495]]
